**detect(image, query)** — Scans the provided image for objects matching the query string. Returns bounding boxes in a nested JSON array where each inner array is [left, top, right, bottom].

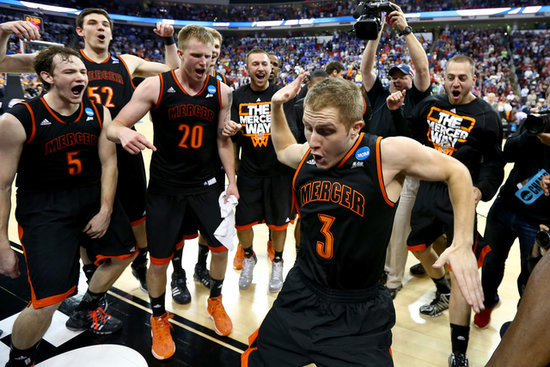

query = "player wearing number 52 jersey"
[[242, 75, 485, 367]]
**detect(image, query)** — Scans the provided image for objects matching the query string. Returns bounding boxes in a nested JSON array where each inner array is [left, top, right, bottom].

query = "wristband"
[[399, 26, 413, 36], [163, 36, 175, 46]]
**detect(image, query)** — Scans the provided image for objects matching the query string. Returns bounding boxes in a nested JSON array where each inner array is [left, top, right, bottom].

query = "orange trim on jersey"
[[216, 78, 222, 110], [130, 216, 146, 227], [175, 240, 184, 250], [236, 221, 262, 231], [241, 328, 260, 367], [90, 101, 103, 129], [80, 49, 111, 64], [266, 223, 290, 231], [152, 74, 164, 111], [337, 132, 364, 168], [291, 148, 311, 216], [19, 225, 77, 308], [182, 233, 199, 240], [478, 244, 491, 269], [94, 252, 136, 266], [376, 136, 395, 207], [21, 102, 36, 144], [172, 70, 210, 96], [389, 347, 393, 359], [40, 97, 84, 124], [407, 243, 428, 252], [362, 96, 367, 116], [150, 254, 174, 265], [117, 55, 136, 90]]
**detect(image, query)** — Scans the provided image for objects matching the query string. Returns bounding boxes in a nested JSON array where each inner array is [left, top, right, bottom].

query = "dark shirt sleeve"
[[503, 119, 540, 162]]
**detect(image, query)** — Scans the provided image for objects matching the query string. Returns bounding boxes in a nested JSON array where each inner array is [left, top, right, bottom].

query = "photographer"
[[359, 1, 431, 299], [474, 112, 550, 329]]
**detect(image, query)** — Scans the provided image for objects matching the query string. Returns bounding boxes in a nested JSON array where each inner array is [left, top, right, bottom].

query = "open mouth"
[[255, 74, 266, 83], [97, 34, 106, 42], [195, 68, 206, 78], [312, 153, 324, 164], [71, 85, 85, 96], [452, 90, 460, 98]]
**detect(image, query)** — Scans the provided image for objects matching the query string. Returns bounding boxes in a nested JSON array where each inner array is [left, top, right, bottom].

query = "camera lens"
[[535, 230, 550, 250]]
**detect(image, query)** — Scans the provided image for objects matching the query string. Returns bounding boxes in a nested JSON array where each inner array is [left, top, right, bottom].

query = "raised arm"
[[381, 136, 483, 312], [120, 23, 178, 78], [387, 4, 430, 92], [271, 71, 309, 169], [217, 82, 239, 199], [0, 113, 26, 278], [106, 76, 159, 153], [0, 21, 39, 73], [83, 107, 117, 239], [360, 24, 383, 92]]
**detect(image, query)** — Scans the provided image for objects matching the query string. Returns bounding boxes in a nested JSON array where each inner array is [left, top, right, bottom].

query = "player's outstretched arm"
[[0, 113, 26, 278], [0, 21, 39, 73], [217, 83, 239, 200], [271, 71, 309, 169], [381, 136, 484, 313], [84, 107, 116, 239], [107, 77, 158, 154]]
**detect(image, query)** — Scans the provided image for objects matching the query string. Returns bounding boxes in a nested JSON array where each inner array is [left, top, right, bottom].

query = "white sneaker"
[[269, 260, 284, 292], [239, 254, 257, 289]]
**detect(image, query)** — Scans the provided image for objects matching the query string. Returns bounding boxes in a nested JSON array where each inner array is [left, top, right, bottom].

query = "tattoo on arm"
[[225, 92, 233, 122]]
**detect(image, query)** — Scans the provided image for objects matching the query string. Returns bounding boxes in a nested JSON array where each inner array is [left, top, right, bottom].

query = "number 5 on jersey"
[[316, 214, 335, 260], [67, 151, 82, 175]]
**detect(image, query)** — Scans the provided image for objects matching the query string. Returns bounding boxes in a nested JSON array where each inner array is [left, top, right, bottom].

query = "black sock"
[[133, 247, 148, 266], [243, 246, 254, 258], [76, 290, 105, 311], [8, 343, 38, 367], [197, 244, 209, 268], [273, 251, 283, 263], [82, 264, 97, 283], [210, 278, 224, 298], [172, 247, 183, 272], [150, 293, 166, 317], [432, 275, 451, 294], [450, 323, 470, 354]]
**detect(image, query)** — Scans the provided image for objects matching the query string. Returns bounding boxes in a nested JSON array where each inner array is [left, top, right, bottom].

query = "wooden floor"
[[0, 117, 521, 366]]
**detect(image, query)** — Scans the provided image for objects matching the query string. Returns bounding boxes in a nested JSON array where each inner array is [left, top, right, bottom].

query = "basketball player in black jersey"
[[388, 55, 504, 367], [241, 73, 485, 367], [0, 46, 136, 367], [106, 25, 238, 360]]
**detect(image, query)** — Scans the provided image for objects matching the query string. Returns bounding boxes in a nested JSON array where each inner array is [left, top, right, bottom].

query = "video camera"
[[353, 1, 398, 40], [523, 110, 550, 135], [535, 229, 550, 251]]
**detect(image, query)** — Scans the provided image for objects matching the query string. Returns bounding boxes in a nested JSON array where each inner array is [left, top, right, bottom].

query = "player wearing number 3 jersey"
[[242, 75, 486, 366]]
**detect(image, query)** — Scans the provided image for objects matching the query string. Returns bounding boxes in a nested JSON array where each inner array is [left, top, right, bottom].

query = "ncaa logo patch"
[[216, 75, 223, 81], [355, 147, 370, 161], [84, 107, 94, 117], [207, 85, 217, 94]]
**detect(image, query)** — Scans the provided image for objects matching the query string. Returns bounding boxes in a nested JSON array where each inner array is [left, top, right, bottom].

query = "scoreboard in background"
[[24, 15, 43, 34]]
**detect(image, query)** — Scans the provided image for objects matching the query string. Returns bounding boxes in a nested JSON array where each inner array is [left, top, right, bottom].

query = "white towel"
[[214, 192, 238, 251]]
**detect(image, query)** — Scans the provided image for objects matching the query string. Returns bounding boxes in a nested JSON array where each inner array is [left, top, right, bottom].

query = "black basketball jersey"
[[148, 71, 222, 194], [294, 133, 397, 289], [80, 50, 135, 117], [9, 96, 104, 192], [212, 70, 229, 86]]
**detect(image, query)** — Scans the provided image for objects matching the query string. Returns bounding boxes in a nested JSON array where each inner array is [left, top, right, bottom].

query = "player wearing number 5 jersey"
[[0, 46, 136, 367], [242, 75, 485, 366], [106, 25, 238, 360]]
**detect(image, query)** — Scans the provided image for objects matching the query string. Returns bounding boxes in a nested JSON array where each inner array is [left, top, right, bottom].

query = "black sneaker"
[[131, 261, 148, 292], [386, 285, 403, 299], [66, 307, 122, 335], [410, 263, 426, 276], [171, 270, 191, 304], [193, 263, 211, 289], [448, 352, 469, 367], [98, 293, 108, 311], [420, 291, 450, 317]]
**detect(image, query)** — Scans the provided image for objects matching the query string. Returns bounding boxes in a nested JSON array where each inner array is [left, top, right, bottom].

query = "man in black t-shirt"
[[360, 3, 431, 299], [389, 55, 504, 367], [231, 48, 296, 293]]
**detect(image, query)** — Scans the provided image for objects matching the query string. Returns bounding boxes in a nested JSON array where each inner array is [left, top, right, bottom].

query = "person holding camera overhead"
[[359, 2, 431, 299], [474, 111, 550, 331]]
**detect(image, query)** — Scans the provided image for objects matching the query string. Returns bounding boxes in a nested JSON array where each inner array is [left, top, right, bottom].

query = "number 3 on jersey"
[[316, 214, 335, 260]]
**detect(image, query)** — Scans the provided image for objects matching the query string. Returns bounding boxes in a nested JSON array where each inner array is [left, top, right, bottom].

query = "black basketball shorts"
[[116, 145, 147, 225]]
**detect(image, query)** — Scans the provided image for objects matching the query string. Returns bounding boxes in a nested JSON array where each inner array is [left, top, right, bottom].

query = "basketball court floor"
[[0, 119, 522, 366]]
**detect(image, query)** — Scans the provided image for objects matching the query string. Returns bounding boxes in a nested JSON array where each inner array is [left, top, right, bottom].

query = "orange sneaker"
[[150, 312, 175, 360], [267, 240, 275, 262], [233, 244, 244, 270], [207, 295, 233, 336]]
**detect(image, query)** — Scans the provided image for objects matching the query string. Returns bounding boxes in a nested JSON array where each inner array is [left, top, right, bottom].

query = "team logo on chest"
[[239, 101, 271, 147], [426, 106, 476, 156]]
